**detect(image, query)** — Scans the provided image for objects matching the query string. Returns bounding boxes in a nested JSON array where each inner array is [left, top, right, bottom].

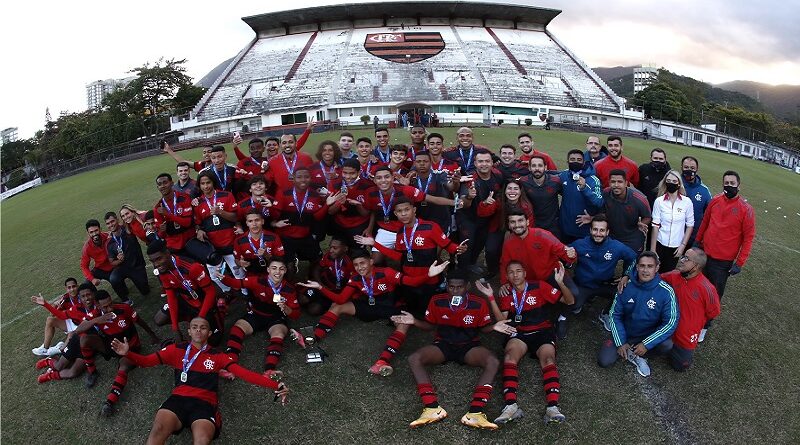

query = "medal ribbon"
[[511, 282, 528, 320], [403, 219, 419, 258], [282, 154, 297, 178], [181, 344, 208, 378], [292, 188, 310, 218], [378, 189, 395, 221]]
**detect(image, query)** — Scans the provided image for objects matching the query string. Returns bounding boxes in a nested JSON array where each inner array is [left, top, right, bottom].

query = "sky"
[[1, 0, 798, 139]]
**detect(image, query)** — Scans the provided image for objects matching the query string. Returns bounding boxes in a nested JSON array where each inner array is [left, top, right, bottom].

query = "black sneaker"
[[100, 401, 115, 417], [85, 371, 99, 388]]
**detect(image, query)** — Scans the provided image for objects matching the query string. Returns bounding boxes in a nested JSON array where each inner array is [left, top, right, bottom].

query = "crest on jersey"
[[604, 252, 613, 260], [414, 237, 425, 246], [365, 33, 445, 63], [378, 283, 388, 292], [204, 358, 215, 370], [526, 296, 536, 305], [647, 298, 656, 310], [463, 315, 475, 324]]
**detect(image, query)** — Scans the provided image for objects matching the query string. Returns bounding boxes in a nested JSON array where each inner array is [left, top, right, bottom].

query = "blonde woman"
[[119, 204, 150, 243], [650, 170, 694, 272]]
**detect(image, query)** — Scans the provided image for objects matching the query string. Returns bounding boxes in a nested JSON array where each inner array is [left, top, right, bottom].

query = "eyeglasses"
[[678, 255, 694, 263]]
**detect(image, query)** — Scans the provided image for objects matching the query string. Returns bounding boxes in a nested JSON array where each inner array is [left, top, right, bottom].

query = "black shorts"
[[400, 283, 441, 319], [434, 340, 481, 365], [352, 301, 401, 322], [242, 311, 287, 333], [303, 288, 333, 311], [160, 395, 221, 439], [282, 237, 322, 262], [160, 300, 220, 329], [62, 334, 83, 361], [508, 329, 557, 357]]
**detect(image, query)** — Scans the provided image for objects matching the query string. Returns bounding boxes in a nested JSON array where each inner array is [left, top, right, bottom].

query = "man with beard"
[[173, 162, 200, 198], [584, 170, 651, 253], [638, 148, 670, 207], [520, 155, 563, 237], [582, 136, 606, 167], [594, 136, 639, 188], [517, 133, 557, 170], [80, 219, 118, 293], [265, 133, 314, 195]]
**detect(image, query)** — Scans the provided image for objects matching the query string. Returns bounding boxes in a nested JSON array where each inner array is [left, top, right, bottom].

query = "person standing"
[[650, 170, 694, 273], [680, 156, 712, 246], [594, 136, 640, 188], [173, 162, 200, 198], [586, 170, 651, 253], [582, 136, 607, 167], [104, 211, 150, 304], [517, 133, 557, 170], [638, 148, 670, 207], [558, 149, 604, 244], [520, 155, 563, 237]]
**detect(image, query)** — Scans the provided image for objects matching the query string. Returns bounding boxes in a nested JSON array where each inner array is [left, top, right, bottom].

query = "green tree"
[[634, 82, 694, 123]]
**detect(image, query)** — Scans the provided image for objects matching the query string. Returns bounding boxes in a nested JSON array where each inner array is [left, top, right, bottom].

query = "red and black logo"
[[364, 33, 445, 63]]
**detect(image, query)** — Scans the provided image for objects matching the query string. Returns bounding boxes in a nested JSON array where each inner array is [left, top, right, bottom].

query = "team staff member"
[[174, 162, 200, 198], [119, 204, 150, 243], [110, 317, 288, 444], [520, 155, 563, 237], [443, 127, 491, 174], [496, 144, 529, 181], [393, 270, 504, 430], [104, 211, 150, 304], [694, 170, 755, 304], [31, 277, 80, 357], [558, 149, 604, 243], [650, 170, 694, 272], [477, 262, 574, 425], [638, 148, 670, 206], [214, 258, 300, 380], [594, 136, 639, 188], [661, 248, 720, 371], [582, 136, 606, 167], [80, 219, 116, 292], [584, 170, 651, 253], [233, 210, 284, 277], [299, 251, 449, 377], [517, 133, 557, 170], [598, 252, 678, 377], [680, 156, 712, 246]]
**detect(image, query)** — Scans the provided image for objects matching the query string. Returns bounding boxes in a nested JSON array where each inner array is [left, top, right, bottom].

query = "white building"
[[633, 66, 658, 93], [86, 77, 134, 110], [1, 127, 18, 146]]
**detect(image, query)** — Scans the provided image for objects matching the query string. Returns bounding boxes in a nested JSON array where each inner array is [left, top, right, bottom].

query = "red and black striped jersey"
[[193, 160, 212, 172], [273, 188, 328, 239], [443, 145, 492, 174], [318, 252, 355, 290], [200, 164, 247, 193], [429, 157, 461, 174], [309, 161, 342, 190], [153, 191, 196, 251], [318, 266, 429, 305], [425, 293, 492, 344], [366, 185, 426, 232], [499, 281, 561, 333], [237, 195, 276, 225], [232, 231, 284, 275], [220, 276, 300, 319], [193, 191, 238, 249], [265, 152, 314, 195], [157, 257, 216, 331], [331, 177, 376, 229], [392, 218, 458, 285], [87, 303, 141, 347]]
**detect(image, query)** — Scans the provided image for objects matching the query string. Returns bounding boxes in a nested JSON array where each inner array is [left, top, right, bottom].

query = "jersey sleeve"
[[540, 281, 561, 304], [424, 298, 438, 324], [498, 294, 512, 312]]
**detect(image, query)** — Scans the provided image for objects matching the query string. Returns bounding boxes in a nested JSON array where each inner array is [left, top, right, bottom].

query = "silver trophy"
[[295, 326, 327, 364]]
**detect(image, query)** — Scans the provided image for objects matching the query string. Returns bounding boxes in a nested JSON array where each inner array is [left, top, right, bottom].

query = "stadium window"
[[435, 105, 455, 113], [281, 113, 308, 125], [249, 119, 260, 130], [455, 105, 470, 113], [673, 129, 683, 138], [493, 106, 530, 115], [720, 139, 728, 147], [731, 142, 740, 150], [744, 145, 751, 153], [469, 105, 482, 113], [693, 133, 703, 142], [316, 110, 325, 121], [706, 135, 715, 144]]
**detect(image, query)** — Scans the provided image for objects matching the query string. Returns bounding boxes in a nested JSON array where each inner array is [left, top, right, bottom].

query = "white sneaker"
[[46, 342, 65, 356], [494, 403, 524, 424], [598, 313, 612, 332], [32, 345, 48, 356], [698, 328, 707, 343], [627, 351, 651, 377], [544, 406, 566, 423]]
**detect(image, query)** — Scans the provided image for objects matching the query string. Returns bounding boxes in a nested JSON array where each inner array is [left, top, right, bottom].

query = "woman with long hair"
[[650, 170, 695, 272]]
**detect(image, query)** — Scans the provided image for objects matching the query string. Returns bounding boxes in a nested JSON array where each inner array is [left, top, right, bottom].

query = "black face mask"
[[723, 185, 739, 199], [682, 169, 696, 181], [568, 162, 584, 173], [650, 161, 666, 171], [665, 183, 680, 193]]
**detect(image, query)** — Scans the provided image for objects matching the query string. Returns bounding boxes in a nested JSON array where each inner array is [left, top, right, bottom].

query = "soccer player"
[[33, 282, 100, 383], [328, 158, 375, 244], [405, 124, 428, 165], [443, 127, 491, 174], [302, 236, 354, 315], [355, 137, 382, 179], [214, 258, 300, 380], [76, 289, 159, 416], [104, 211, 150, 304], [661, 248, 720, 371], [558, 149, 604, 244], [236, 176, 276, 226], [638, 148, 671, 207], [298, 251, 449, 376], [373, 127, 392, 164], [355, 198, 467, 317], [174, 161, 200, 198], [264, 136, 281, 160], [478, 262, 574, 424], [598, 252, 678, 377], [694, 170, 755, 304], [407, 150, 458, 234], [339, 132, 356, 160], [387, 145, 410, 177], [109, 317, 288, 444], [495, 144, 529, 181], [426, 133, 460, 174], [232, 135, 266, 176], [233, 210, 284, 277], [569, 214, 637, 331], [393, 270, 503, 430], [265, 133, 314, 195], [582, 135, 606, 166], [680, 156, 712, 246], [517, 133, 557, 170], [650, 170, 694, 272], [520, 155, 563, 237], [148, 240, 222, 342], [31, 277, 80, 356], [153, 173, 213, 263], [162, 141, 212, 172], [204, 146, 251, 195], [594, 136, 640, 188], [310, 140, 342, 193], [587, 169, 651, 253]]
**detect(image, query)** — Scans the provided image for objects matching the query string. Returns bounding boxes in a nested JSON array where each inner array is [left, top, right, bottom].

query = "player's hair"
[[506, 209, 528, 221], [657, 170, 686, 196], [426, 133, 444, 142], [176, 161, 190, 169], [339, 131, 354, 139], [356, 137, 372, 146], [156, 172, 172, 182], [85, 219, 101, 230], [146, 239, 168, 255], [144, 210, 155, 221], [499, 144, 516, 153], [528, 155, 547, 166], [637, 250, 660, 265], [474, 151, 493, 160], [414, 150, 431, 158], [688, 247, 708, 268], [245, 209, 264, 220], [410, 124, 426, 131], [294, 166, 310, 175], [650, 147, 666, 158], [607, 135, 623, 144], [374, 127, 389, 135], [268, 256, 287, 266], [586, 135, 601, 143], [248, 138, 264, 147], [210, 145, 226, 153], [373, 165, 392, 176], [351, 248, 372, 261], [342, 158, 361, 170], [281, 133, 297, 141], [567, 149, 584, 159], [591, 213, 609, 226], [390, 145, 407, 155], [95, 290, 112, 301], [517, 132, 533, 141], [104, 211, 117, 221], [329, 236, 349, 249], [77, 282, 97, 294], [394, 196, 414, 208], [265, 136, 280, 145], [446, 268, 469, 283], [64, 277, 78, 286], [505, 260, 527, 272], [609, 169, 627, 180], [248, 175, 266, 187], [189, 317, 210, 328], [196, 171, 220, 189], [316, 140, 342, 162], [723, 170, 741, 184], [681, 156, 699, 168]]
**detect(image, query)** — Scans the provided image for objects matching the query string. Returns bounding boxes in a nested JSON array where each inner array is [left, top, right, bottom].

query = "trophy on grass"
[[294, 326, 327, 364]]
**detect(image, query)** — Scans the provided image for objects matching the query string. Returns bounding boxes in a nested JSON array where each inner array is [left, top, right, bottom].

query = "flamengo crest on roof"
[[364, 32, 445, 63]]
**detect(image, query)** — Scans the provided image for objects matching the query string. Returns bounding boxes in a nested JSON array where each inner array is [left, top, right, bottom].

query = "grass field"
[[2, 127, 799, 444]]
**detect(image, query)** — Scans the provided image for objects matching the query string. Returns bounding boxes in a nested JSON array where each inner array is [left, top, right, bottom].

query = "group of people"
[[29, 122, 756, 442]]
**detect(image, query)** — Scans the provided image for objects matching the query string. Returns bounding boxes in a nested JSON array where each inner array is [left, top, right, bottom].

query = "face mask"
[[568, 162, 583, 173], [665, 183, 680, 193], [723, 185, 739, 199], [650, 161, 666, 171], [682, 169, 696, 181]]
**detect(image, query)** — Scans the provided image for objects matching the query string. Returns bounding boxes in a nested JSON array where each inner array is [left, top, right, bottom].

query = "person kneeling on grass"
[[598, 251, 678, 377], [392, 269, 510, 430], [476, 261, 575, 425], [298, 250, 450, 377], [110, 317, 288, 445]]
